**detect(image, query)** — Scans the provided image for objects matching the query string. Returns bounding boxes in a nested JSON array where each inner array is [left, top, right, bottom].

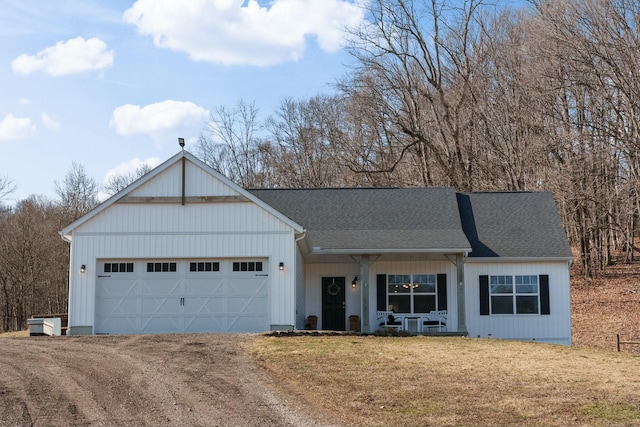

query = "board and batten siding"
[[368, 259, 459, 333], [304, 259, 458, 333], [67, 158, 299, 333], [464, 261, 572, 345]]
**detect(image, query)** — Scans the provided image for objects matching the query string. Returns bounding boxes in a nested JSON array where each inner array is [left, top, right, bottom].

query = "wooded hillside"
[[2, 0, 640, 332]]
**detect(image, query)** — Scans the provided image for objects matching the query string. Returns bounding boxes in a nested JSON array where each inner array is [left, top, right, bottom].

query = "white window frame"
[[489, 275, 540, 315], [387, 274, 438, 314]]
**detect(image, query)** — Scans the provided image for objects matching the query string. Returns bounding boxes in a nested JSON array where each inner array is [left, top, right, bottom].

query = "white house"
[[60, 151, 573, 344]]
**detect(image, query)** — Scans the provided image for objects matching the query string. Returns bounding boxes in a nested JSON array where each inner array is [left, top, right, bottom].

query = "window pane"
[[491, 296, 513, 314], [213, 262, 220, 271], [388, 275, 411, 293], [233, 262, 239, 271], [413, 274, 436, 293], [516, 296, 539, 314], [255, 262, 262, 271], [491, 283, 513, 294], [414, 295, 436, 313], [388, 295, 410, 313], [127, 263, 134, 272], [169, 263, 176, 272], [190, 263, 196, 272], [105, 264, 111, 273], [516, 276, 538, 293], [162, 262, 169, 272]]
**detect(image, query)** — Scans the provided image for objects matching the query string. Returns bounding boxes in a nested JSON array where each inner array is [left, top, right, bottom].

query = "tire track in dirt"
[[0, 334, 335, 427]]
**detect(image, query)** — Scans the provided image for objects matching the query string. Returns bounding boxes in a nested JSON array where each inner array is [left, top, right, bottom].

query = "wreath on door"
[[326, 279, 340, 296]]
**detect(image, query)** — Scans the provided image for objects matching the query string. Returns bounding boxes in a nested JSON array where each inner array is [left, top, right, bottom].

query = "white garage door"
[[95, 260, 269, 334]]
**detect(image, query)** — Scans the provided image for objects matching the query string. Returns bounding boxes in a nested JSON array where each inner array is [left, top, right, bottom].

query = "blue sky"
[[0, 0, 365, 204]]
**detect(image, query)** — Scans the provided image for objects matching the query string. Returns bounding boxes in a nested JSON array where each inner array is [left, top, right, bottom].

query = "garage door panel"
[[184, 297, 224, 313], [141, 297, 181, 314], [227, 278, 267, 294], [96, 298, 139, 316], [97, 279, 139, 296], [227, 297, 268, 314], [184, 316, 226, 333], [96, 316, 139, 335], [184, 279, 224, 295], [96, 259, 269, 334], [141, 279, 182, 295], [141, 316, 181, 334], [228, 315, 269, 332]]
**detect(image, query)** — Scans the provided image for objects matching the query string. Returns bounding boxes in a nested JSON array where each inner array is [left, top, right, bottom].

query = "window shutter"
[[479, 275, 489, 315], [377, 274, 387, 311], [540, 274, 550, 315], [437, 274, 447, 311]]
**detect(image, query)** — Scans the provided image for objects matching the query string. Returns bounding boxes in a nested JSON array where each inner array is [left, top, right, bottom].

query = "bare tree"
[[54, 162, 99, 221], [0, 175, 17, 202], [196, 100, 272, 188], [264, 95, 352, 187], [0, 196, 68, 331], [103, 164, 153, 196], [342, 0, 489, 191]]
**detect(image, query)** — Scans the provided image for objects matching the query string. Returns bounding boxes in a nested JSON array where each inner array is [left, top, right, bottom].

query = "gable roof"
[[60, 151, 303, 241], [249, 187, 471, 253], [457, 192, 572, 259]]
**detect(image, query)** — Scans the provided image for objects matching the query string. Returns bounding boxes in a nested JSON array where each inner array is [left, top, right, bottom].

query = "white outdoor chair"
[[422, 310, 447, 332], [377, 311, 403, 330]]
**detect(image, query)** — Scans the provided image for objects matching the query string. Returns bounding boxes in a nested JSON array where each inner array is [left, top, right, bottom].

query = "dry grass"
[[252, 335, 640, 427], [0, 330, 28, 338], [571, 260, 640, 353]]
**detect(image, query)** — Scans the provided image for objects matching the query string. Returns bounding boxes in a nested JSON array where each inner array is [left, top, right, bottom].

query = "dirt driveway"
[[0, 334, 337, 427]]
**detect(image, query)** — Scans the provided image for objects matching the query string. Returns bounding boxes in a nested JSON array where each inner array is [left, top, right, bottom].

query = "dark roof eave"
[[309, 247, 472, 255], [465, 256, 573, 263]]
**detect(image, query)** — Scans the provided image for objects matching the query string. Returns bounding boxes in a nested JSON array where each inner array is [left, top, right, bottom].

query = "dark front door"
[[322, 277, 346, 331]]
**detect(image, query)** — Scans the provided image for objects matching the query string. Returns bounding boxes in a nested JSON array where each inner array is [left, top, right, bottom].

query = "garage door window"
[[104, 262, 134, 273], [233, 261, 263, 272], [146, 262, 177, 272], [189, 262, 220, 272]]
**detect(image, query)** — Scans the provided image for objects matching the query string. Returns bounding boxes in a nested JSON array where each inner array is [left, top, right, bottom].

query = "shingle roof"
[[457, 192, 572, 258], [249, 187, 471, 252]]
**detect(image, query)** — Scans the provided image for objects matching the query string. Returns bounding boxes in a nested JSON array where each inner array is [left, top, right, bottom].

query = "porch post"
[[456, 253, 467, 334], [360, 254, 370, 332]]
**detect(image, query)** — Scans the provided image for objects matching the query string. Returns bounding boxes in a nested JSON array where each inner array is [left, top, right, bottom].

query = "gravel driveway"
[[0, 334, 338, 427]]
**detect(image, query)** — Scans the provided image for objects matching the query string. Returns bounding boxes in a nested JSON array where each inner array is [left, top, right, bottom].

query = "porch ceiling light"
[[351, 276, 358, 288], [279, 262, 284, 271], [80, 264, 86, 273]]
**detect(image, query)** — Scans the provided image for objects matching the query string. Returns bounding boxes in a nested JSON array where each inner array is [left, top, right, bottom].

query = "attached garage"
[[95, 259, 269, 334]]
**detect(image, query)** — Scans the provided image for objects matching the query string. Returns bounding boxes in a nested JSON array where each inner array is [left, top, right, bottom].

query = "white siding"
[[67, 159, 298, 333], [304, 259, 458, 332], [464, 261, 572, 345]]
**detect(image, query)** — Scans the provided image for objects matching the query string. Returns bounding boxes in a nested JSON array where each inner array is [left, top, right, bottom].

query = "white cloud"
[[11, 37, 114, 76], [103, 156, 162, 184], [110, 100, 209, 141], [123, 0, 365, 66], [41, 113, 60, 130], [0, 114, 36, 140], [18, 98, 31, 105]]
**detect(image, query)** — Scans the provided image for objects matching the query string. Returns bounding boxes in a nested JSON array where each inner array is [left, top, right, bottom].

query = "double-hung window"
[[488, 275, 540, 314]]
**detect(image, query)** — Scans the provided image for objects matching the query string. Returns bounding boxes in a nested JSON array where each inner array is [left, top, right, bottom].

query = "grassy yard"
[[252, 335, 640, 427]]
